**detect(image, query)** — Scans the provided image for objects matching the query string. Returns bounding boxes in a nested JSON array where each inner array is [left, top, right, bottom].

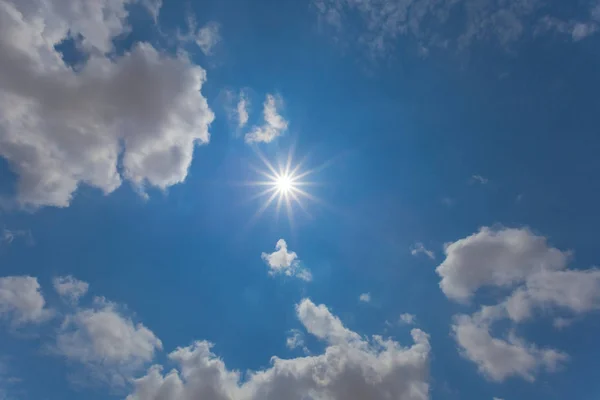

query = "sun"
[[275, 173, 294, 194], [245, 149, 320, 226]]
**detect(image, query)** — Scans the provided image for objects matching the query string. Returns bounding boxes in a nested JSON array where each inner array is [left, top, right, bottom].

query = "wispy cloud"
[[470, 174, 489, 185], [359, 293, 371, 303], [410, 242, 435, 260]]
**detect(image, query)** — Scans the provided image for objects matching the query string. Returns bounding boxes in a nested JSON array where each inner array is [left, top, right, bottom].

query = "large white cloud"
[[436, 227, 568, 303], [0, 276, 52, 325], [438, 226, 600, 382], [0, 0, 214, 208], [127, 298, 431, 400], [55, 297, 162, 387]]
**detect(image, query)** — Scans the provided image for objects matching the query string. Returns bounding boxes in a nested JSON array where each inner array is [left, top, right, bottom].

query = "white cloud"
[[127, 298, 431, 400], [359, 293, 371, 303], [0, 0, 214, 208], [196, 22, 221, 55], [411, 242, 435, 260], [504, 269, 600, 323], [285, 329, 305, 350], [55, 298, 162, 387], [237, 92, 249, 128], [400, 313, 416, 325], [438, 226, 600, 382], [312, 0, 600, 56], [471, 174, 489, 184], [436, 227, 568, 303], [1, 228, 31, 245], [53, 276, 89, 304], [261, 239, 312, 281], [493, 397, 505, 400], [245, 95, 288, 144], [452, 308, 567, 382], [0, 276, 52, 325]]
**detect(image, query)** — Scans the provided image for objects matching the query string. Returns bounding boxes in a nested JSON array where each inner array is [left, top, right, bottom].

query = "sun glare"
[[246, 149, 321, 226], [275, 173, 294, 194]]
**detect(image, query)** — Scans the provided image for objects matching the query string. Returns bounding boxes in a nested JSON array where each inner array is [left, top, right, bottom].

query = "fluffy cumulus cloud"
[[0, 276, 51, 325], [0, 0, 214, 208], [359, 293, 371, 303], [127, 298, 431, 400], [452, 307, 567, 382], [179, 16, 221, 55], [436, 227, 568, 303], [261, 239, 312, 281], [53, 275, 89, 304], [312, 0, 600, 56], [438, 226, 600, 382], [245, 95, 288, 144], [55, 298, 162, 387]]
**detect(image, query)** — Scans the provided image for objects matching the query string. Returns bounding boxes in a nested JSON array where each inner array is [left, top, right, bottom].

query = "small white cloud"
[[286, 329, 305, 349], [261, 239, 311, 281], [411, 242, 435, 260], [552, 317, 573, 329], [493, 397, 505, 400], [0, 276, 52, 325], [470, 174, 489, 184], [245, 94, 288, 144], [53, 276, 89, 304], [195, 22, 221, 55], [399, 313, 416, 325], [55, 297, 162, 387], [237, 92, 249, 128], [1, 229, 32, 245], [359, 293, 371, 303]]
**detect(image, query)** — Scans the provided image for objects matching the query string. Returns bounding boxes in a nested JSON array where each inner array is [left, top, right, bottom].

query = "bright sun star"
[[246, 149, 321, 226]]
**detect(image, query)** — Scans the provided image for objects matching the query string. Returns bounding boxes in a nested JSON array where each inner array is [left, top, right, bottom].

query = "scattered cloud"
[[237, 92, 250, 128], [179, 16, 221, 55], [0, 276, 52, 325], [438, 226, 600, 382], [285, 329, 305, 350], [127, 299, 431, 400], [552, 317, 573, 330], [411, 242, 435, 260], [196, 22, 221, 55], [261, 239, 312, 281], [452, 307, 567, 382], [537, 2, 600, 41], [400, 313, 417, 325], [504, 269, 600, 323], [245, 95, 288, 144], [359, 292, 371, 303], [53, 276, 89, 304], [55, 297, 162, 387], [1, 229, 32, 245], [436, 227, 568, 303], [0, 0, 214, 208], [312, 0, 600, 58], [470, 175, 489, 185]]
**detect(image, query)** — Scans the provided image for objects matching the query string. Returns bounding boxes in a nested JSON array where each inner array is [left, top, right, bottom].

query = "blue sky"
[[0, 0, 599, 399]]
